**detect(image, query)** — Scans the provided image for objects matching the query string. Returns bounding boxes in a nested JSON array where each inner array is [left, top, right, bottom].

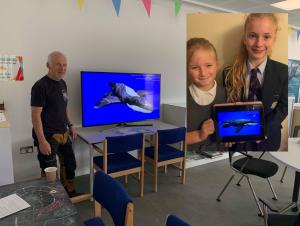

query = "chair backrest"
[[106, 133, 144, 154], [166, 214, 191, 226], [93, 171, 133, 226], [157, 127, 186, 145]]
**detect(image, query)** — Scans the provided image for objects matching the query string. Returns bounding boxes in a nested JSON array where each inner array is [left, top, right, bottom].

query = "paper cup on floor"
[[44, 167, 57, 182]]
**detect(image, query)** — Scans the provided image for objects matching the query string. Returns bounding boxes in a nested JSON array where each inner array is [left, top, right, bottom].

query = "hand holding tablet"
[[213, 101, 265, 143]]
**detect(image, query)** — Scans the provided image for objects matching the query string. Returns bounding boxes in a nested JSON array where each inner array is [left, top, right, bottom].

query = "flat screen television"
[[81, 71, 161, 127], [213, 102, 265, 142]]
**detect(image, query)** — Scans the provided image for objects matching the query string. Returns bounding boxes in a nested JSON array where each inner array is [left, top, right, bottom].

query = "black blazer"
[[223, 58, 288, 151]]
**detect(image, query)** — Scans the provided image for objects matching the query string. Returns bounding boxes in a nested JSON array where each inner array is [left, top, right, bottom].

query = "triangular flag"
[[77, 0, 84, 10], [15, 67, 24, 81], [174, 0, 182, 16], [15, 56, 24, 81], [142, 0, 151, 17], [112, 0, 121, 16], [288, 27, 292, 36], [297, 30, 300, 41]]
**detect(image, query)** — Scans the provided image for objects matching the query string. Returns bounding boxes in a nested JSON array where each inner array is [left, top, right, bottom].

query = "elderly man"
[[31, 51, 80, 197]]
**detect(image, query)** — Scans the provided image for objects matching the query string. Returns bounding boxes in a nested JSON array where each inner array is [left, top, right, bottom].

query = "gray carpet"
[[74, 153, 298, 226]]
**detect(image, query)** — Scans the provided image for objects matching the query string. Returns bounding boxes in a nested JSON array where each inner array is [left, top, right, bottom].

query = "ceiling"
[[190, 0, 300, 28]]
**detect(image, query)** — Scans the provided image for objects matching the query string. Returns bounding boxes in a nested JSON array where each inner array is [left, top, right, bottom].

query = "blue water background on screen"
[[218, 110, 261, 137], [81, 72, 160, 126]]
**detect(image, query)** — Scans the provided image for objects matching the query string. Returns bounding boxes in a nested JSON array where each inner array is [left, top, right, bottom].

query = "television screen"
[[213, 102, 265, 142], [81, 71, 161, 127]]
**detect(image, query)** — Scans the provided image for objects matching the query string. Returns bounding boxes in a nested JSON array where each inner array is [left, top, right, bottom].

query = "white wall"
[[0, 0, 211, 181]]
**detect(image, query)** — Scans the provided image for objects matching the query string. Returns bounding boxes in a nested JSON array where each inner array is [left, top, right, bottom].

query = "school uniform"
[[187, 81, 227, 152], [223, 58, 288, 151]]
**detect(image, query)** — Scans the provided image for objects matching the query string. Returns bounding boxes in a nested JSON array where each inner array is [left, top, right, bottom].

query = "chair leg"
[[154, 166, 158, 192], [95, 201, 101, 217], [125, 175, 128, 184], [236, 175, 244, 186], [267, 178, 278, 200], [280, 166, 287, 183], [179, 162, 182, 177], [164, 165, 168, 175], [181, 160, 186, 185], [140, 170, 144, 197], [262, 203, 268, 226], [246, 176, 264, 216], [279, 202, 298, 214], [216, 174, 235, 201]]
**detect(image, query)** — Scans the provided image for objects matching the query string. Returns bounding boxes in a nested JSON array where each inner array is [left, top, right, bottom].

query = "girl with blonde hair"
[[224, 13, 287, 151], [186, 37, 226, 154]]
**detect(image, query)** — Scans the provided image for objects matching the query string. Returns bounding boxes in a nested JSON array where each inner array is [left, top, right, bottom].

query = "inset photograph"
[[186, 13, 288, 161]]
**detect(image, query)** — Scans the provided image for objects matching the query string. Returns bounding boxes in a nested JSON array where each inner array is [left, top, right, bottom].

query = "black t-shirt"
[[31, 75, 68, 135]]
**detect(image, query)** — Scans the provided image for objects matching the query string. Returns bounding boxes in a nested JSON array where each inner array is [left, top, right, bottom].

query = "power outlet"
[[20, 146, 34, 154]]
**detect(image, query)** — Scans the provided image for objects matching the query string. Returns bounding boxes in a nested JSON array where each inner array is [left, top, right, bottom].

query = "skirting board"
[[186, 152, 230, 169]]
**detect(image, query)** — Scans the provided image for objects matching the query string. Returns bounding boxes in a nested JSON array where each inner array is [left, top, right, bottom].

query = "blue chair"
[[84, 171, 133, 226], [166, 214, 192, 226], [93, 133, 145, 197], [145, 127, 186, 192]]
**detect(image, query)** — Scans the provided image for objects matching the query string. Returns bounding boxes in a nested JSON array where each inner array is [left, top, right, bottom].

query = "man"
[[31, 51, 80, 197]]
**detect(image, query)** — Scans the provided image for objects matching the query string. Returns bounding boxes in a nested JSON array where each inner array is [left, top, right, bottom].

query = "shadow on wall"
[[12, 139, 41, 182]]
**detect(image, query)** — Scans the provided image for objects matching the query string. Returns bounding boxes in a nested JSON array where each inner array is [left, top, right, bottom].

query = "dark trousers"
[[36, 134, 76, 180]]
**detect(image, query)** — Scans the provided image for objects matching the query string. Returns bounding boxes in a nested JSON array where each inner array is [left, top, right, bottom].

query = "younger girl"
[[186, 38, 226, 153]]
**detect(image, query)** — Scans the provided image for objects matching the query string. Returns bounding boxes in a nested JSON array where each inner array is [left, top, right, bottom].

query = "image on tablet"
[[213, 102, 265, 142]]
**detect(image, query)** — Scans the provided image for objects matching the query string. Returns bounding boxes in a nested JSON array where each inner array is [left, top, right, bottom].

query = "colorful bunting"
[[71, 0, 198, 18], [174, 0, 182, 16], [142, 0, 151, 17], [77, 0, 84, 10], [112, 0, 121, 16]]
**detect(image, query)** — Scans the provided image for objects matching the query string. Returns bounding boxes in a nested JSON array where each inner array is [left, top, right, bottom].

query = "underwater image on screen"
[[81, 72, 160, 127], [217, 110, 262, 137]]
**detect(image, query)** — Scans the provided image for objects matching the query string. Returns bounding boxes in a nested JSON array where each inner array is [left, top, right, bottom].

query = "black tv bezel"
[[213, 102, 265, 142], [80, 71, 161, 127]]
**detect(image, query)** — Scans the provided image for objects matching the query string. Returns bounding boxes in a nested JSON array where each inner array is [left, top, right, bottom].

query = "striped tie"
[[248, 68, 262, 101]]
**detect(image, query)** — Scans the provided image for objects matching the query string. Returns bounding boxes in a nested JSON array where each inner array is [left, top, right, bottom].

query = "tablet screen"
[[214, 102, 265, 142]]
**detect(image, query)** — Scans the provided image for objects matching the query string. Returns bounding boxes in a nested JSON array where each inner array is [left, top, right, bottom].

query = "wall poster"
[[0, 55, 24, 81]]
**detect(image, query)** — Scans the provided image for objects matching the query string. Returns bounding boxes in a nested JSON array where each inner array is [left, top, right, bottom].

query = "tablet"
[[213, 102, 265, 142]]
